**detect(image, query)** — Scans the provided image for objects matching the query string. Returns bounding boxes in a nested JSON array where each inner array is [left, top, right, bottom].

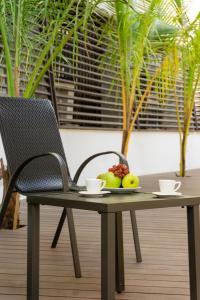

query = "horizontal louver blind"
[[54, 20, 197, 130], [55, 23, 122, 129], [0, 13, 198, 132]]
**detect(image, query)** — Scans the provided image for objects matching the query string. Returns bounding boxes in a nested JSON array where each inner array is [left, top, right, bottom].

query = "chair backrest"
[[0, 97, 71, 193]]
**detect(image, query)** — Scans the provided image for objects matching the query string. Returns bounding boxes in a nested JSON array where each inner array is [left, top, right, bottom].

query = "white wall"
[[60, 129, 200, 185], [1, 130, 200, 191]]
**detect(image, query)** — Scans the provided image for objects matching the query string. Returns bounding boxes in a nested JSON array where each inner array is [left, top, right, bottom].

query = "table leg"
[[187, 205, 200, 300], [115, 212, 125, 293], [101, 212, 116, 300], [27, 202, 40, 300]]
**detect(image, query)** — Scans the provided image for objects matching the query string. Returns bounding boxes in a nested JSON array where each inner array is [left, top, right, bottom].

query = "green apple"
[[122, 173, 139, 188], [97, 172, 121, 188]]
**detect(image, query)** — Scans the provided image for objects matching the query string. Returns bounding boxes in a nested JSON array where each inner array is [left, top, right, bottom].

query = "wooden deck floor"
[[1, 169, 200, 300]]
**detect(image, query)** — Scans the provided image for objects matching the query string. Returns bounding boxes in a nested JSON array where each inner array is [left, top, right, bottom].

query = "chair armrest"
[[73, 151, 129, 184], [0, 152, 68, 227]]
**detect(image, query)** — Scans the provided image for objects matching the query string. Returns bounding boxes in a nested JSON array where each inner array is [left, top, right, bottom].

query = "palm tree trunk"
[[180, 134, 186, 177], [121, 62, 163, 158], [14, 67, 20, 96], [180, 116, 190, 177], [121, 129, 129, 156], [14, 0, 22, 97]]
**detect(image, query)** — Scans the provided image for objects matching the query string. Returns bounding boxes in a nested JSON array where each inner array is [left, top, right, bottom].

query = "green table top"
[[27, 191, 200, 212]]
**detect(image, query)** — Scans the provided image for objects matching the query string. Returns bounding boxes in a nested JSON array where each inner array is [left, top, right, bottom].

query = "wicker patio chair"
[[0, 97, 142, 279]]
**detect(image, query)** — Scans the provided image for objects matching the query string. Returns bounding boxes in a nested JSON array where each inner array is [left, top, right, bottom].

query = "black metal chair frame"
[[52, 151, 142, 263], [0, 97, 142, 282]]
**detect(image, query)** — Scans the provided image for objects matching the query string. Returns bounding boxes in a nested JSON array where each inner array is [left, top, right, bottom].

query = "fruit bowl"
[[97, 163, 140, 193]]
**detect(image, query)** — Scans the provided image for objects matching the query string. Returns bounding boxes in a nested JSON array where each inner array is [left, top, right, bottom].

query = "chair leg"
[[27, 202, 40, 300], [51, 208, 67, 248], [51, 207, 81, 278], [66, 208, 81, 278], [130, 210, 142, 263]]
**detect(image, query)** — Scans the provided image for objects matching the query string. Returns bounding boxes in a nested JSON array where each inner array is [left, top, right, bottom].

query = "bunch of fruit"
[[108, 164, 129, 178], [98, 163, 139, 188]]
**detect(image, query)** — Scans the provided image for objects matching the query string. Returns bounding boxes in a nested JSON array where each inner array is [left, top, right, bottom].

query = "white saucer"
[[152, 191, 182, 198], [79, 191, 111, 197]]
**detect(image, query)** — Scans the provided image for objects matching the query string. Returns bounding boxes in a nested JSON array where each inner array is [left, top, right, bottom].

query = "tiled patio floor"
[[1, 169, 200, 300]]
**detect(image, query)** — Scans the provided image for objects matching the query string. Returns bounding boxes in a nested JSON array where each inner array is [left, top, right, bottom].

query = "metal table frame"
[[26, 192, 200, 300]]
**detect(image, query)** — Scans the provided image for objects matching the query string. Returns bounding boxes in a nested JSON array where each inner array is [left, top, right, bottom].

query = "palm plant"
[[154, 0, 200, 177], [116, 0, 163, 155], [98, 0, 199, 178], [0, 0, 94, 98], [97, 0, 180, 156], [169, 13, 200, 176], [145, 0, 200, 177]]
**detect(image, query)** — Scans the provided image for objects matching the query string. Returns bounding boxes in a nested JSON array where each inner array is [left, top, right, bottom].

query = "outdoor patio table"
[[27, 192, 200, 300]]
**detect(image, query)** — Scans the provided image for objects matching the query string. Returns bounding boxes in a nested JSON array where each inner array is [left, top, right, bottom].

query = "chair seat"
[[16, 175, 63, 193]]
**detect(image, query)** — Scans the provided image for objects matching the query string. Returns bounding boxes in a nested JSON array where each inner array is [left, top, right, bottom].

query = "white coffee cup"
[[85, 178, 106, 193], [159, 179, 181, 193]]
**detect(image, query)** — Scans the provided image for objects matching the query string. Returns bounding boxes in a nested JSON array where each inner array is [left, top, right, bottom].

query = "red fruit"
[[108, 163, 129, 178]]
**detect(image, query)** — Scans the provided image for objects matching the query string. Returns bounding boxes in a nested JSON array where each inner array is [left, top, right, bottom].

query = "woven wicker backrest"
[[0, 97, 70, 192]]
